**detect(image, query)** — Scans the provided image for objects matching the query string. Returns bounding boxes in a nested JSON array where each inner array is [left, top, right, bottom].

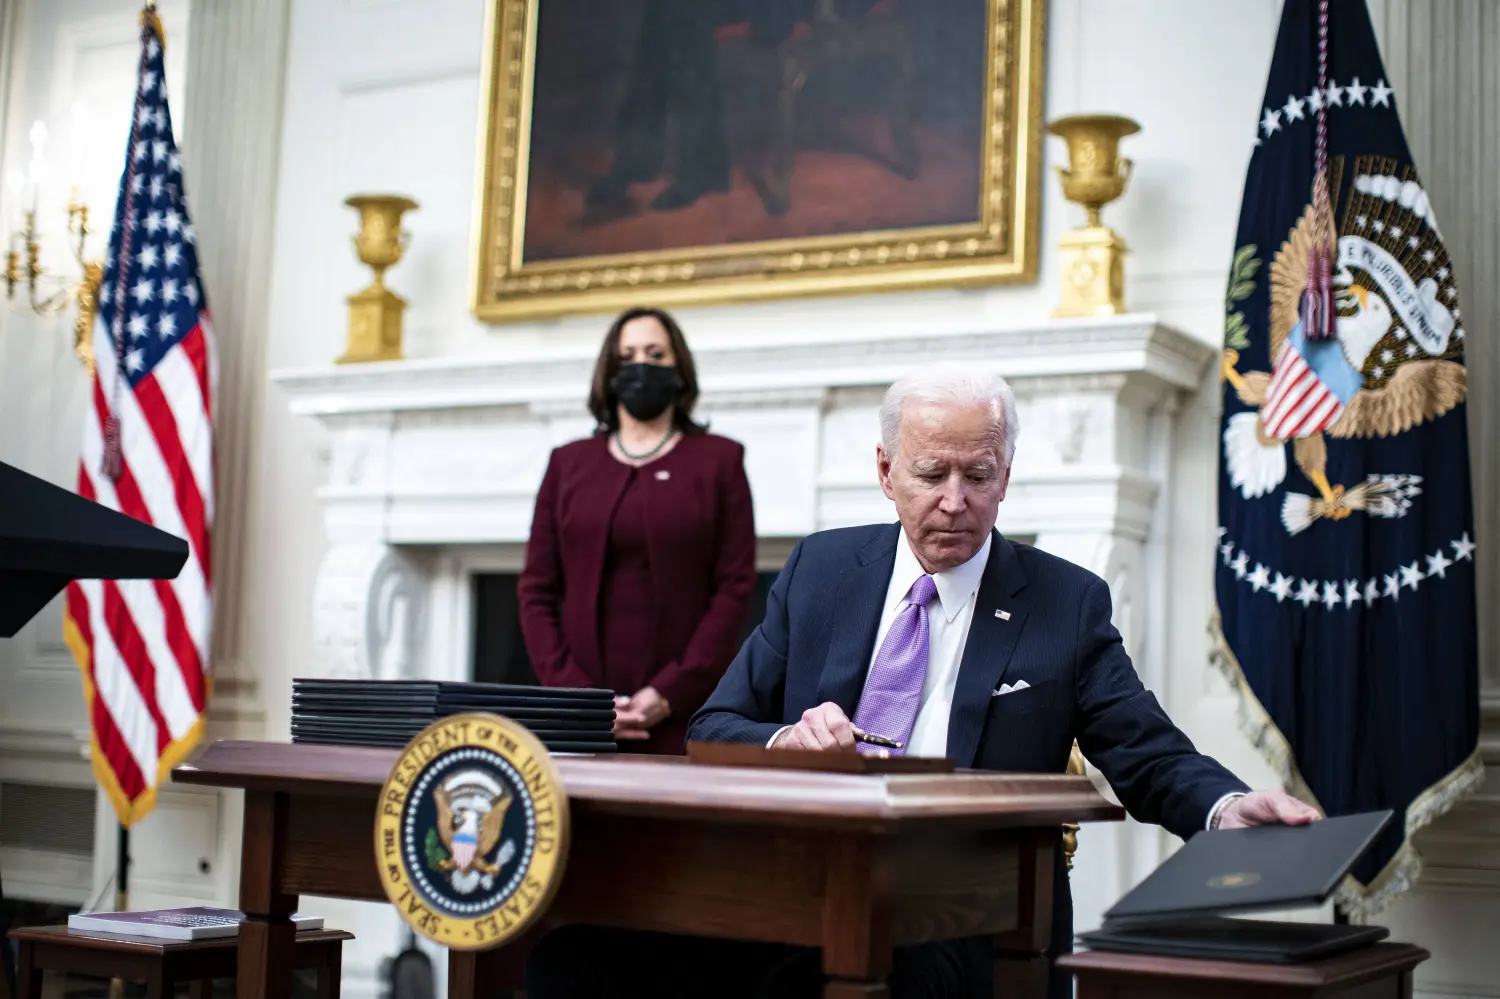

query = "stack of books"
[[290, 679, 618, 754], [68, 907, 323, 941]]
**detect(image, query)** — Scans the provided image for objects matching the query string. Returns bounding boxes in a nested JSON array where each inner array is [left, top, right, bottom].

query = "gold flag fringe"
[[1208, 606, 1485, 921]]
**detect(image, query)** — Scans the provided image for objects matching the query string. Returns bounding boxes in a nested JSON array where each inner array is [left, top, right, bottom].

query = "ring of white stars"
[[1217, 527, 1475, 610], [1256, 77, 1395, 146]]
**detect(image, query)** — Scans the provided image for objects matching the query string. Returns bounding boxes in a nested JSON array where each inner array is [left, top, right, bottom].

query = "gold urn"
[[1047, 114, 1140, 318], [341, 194, 418, 364]]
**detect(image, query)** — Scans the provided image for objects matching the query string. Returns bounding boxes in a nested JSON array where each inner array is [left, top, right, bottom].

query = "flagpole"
[[107, 824, 129, 999], [115, 822, 129, 912]]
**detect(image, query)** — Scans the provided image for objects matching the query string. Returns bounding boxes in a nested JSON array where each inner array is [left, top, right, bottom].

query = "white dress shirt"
[[873, 530, 991, 757], [769, 530, 988, 756], [768, 529, 1243, 829]]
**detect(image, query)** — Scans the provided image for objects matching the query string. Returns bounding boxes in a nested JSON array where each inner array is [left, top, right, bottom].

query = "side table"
[[1058, 941, 1429, 999], [9, 926, 353, 999]]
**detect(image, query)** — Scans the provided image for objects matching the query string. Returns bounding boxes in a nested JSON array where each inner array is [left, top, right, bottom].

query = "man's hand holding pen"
[[767, 701, 902, 755]]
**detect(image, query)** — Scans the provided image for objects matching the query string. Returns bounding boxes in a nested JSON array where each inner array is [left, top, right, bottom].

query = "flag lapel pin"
[[995, 609, 1011, 621]]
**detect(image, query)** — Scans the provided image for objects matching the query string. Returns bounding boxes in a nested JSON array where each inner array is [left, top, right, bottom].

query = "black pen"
[[855, 731, 904, 750]]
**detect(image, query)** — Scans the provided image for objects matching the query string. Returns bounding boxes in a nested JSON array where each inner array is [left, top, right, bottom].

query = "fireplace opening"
[[471, 571, 782, 686]]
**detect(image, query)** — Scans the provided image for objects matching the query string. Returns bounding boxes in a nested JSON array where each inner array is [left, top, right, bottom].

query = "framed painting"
[[470, 0, 1045, 321]]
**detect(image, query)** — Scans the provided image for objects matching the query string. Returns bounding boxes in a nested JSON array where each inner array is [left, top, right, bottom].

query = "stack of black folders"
[[290, 679, 618, 754], [1079, 810, 1394, 964]]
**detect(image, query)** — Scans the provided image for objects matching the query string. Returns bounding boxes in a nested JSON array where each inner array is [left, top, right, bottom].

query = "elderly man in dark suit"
[[525, 365, 1319, 999]]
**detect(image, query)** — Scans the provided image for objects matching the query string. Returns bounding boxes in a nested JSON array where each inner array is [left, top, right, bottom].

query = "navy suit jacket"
[[688, 524, 1249, 974]]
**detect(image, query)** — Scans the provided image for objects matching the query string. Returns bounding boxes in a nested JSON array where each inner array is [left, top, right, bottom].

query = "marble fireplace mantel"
[[272, 314, 1215, 689]]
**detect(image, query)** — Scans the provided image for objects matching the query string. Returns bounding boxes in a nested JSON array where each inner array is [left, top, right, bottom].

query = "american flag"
[[62, 8, 215, 827]]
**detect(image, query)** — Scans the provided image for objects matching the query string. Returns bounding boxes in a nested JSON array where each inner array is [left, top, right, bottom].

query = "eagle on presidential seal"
[[1221, 163, 1467, 535], [423, 768, 518, 895]]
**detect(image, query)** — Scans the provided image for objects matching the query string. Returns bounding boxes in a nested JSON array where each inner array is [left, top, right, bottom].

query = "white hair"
[[879, 366, 1019, 465]]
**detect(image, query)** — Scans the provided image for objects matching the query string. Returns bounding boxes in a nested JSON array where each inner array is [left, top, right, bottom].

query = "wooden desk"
[[173, 740, 1123, 999], [1059, 943, 1430, 999]]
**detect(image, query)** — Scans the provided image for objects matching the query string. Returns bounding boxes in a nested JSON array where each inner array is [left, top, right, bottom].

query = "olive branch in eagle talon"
[[1223, 243, 1259, 351], [1221, 204, 1466, 534]]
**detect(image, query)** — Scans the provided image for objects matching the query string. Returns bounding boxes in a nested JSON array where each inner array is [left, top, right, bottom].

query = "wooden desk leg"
[[145, 969, 166, 999], [237, 790, 300, 999], [14, 944, 39, 999], [190, 979, 213, 999], [991, 829, 1056, 999], [449, 948, 510, 999], [319, 941, 342, 999], [821, 836, 891, 999]]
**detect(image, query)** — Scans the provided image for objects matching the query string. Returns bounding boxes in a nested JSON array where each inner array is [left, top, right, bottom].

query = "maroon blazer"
[[517, 432, 757, 753]]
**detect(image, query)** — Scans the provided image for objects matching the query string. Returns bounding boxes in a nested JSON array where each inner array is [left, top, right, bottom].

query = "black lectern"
[[0, 458, 190, 999]]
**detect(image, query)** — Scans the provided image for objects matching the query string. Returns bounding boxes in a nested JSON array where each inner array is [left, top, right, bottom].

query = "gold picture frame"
[[470, 0, 1046, 322]]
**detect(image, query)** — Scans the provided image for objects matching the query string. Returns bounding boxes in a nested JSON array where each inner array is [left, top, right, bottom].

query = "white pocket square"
[[992, 680, 1031, 697]]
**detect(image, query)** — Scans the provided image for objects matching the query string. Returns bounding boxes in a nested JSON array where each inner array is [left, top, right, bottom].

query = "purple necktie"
[[853, 574, 938, 756]]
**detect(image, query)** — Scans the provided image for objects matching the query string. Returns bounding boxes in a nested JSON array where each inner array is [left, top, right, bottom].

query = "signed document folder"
[[1081, 811, 1393, 963]]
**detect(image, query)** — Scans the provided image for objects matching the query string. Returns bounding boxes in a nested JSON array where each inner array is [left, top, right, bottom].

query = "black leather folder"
[[438, 680, 614, 701], [1077, 916, 1387, 963], [1080, 810, 1393, 963]]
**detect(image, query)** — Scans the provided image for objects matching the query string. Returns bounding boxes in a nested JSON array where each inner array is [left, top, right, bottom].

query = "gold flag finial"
[[141, 2, 165, 52]]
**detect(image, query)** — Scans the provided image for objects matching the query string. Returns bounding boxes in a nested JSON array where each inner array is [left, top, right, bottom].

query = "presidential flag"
[[1213, 0, 1479, 918], [61, 6, 215, 827]]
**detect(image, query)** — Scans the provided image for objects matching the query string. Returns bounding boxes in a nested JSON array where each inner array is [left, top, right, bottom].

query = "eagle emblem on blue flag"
[[1223, 166, 1467, 537], [1212, 0, 1480, 920]]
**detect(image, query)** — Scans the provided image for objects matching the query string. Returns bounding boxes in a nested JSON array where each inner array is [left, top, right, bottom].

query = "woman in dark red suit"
[[518, 308, 757, 754]]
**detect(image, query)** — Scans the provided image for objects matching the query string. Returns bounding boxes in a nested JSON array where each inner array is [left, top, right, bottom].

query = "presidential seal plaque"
[[375, 713, 569, 949]]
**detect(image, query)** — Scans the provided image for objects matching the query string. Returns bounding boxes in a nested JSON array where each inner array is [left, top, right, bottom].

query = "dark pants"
[[524, 925, 992, 999]]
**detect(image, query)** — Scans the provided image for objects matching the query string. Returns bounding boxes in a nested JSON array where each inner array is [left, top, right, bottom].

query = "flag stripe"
[[68, 457, 153, 795], [1261, 356, 1308, 429], [64, 578, 146, 802], [1303, 394, 1343, 434], [1277, 377, 1329, 435], [89, 677, 148, 802], [101, 580, 173, 752], [79, 404, 206, 729], [175, 324, 215, 518], [80, 577, 160, 782], [118, 574, 203, 737], [77, 429, 175, 738], [133, 355, 212, 580], [181, 319, 213, 420], [88, 353, 211, 664], [1262, 348, 1313, 429]]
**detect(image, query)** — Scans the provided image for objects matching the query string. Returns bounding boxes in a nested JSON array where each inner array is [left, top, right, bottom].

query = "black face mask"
[[612, 362, 681, 422]]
